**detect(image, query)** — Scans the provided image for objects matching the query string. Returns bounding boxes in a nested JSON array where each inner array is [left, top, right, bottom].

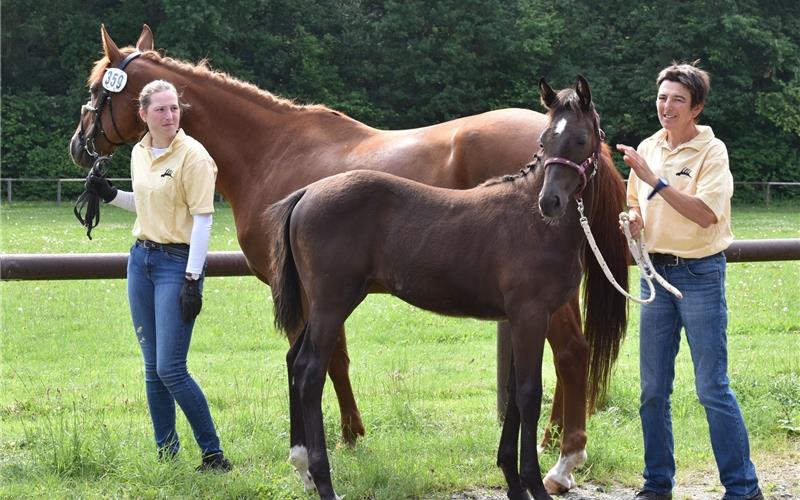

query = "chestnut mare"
[[269, 76, 627, 500], [68, 25, 627, 493]]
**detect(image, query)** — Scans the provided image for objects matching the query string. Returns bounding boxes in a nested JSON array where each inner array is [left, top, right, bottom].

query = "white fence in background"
[[1, 178, 225, 204], [0, 178, 797, 207]]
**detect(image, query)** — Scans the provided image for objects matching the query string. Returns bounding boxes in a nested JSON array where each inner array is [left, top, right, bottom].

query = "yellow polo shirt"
[[626, 125, 733, 258], [130, 129, 217, 244]]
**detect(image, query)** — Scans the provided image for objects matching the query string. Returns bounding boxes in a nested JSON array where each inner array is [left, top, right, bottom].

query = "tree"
[[2, 0, 797, 199]]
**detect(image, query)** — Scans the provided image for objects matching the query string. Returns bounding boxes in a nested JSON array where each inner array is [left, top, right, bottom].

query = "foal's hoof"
[[505, 489, 531, 500]]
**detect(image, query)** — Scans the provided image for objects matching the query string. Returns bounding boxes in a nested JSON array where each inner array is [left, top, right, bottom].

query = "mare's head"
[[69, 25, 156, 169], [537, 75, 603, 218]]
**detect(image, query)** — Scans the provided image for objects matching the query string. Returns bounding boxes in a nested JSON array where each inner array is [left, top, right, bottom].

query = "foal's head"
[[537, 76, 602, 218]]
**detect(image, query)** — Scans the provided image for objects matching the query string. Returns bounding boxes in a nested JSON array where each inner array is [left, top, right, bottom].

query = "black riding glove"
[[85, 173, 118, 203], [180, 277, 203, 322]]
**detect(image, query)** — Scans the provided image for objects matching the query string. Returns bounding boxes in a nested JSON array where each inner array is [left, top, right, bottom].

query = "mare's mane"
[[88, 47, 341, 116]]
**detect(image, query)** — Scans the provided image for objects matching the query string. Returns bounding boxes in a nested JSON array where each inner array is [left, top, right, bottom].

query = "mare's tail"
[[583, 144, 629, 411], [269, 188, 308, 335]]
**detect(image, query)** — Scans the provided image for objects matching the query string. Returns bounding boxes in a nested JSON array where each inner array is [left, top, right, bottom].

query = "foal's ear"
[[136, 24, 154, 52], [539, 78, 557, 109], [100, 24, 122, 62], [575, 75, 593, 110]]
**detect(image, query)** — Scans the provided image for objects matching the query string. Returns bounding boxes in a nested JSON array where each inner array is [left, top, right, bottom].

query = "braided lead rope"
[[577, 200, 682, 305], [618, 212, 683, 300]]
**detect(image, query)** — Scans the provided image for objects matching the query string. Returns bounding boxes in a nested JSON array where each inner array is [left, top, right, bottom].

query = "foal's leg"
[[287, 327, 316, 492], [510, 307, 551, 500], [295, 313, 349, 500], [327, 327, 366, 445], [497, 353, 526, 499], [542, 298, 588, 494]]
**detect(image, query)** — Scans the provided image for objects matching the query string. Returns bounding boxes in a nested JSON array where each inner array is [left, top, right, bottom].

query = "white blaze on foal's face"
[[554, 117, 568, 135]]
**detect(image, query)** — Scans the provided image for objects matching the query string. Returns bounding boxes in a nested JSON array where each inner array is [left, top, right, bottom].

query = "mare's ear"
[[136, 24, 154, 52], [539, 78, 557, 109], [575, 75, 593, 110], [101, 24, 122, 61]]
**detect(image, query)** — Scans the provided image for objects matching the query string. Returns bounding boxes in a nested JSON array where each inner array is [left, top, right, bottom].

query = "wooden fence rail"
[[2, 239, 798, 281]]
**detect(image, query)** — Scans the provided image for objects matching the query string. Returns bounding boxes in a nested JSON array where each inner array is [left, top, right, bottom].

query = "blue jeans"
[[127, 241, 221, 456], [639, 252, 759, 499]]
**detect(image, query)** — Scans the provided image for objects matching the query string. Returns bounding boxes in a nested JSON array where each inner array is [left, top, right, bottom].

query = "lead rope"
[[577, 200, 683, 304]]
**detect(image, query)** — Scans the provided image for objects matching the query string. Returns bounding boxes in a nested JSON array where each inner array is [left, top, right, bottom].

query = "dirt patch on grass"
[[448, 452, 799, 499]]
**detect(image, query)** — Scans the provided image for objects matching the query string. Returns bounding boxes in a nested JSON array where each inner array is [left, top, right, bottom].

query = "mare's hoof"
[[341, 416, 366, 446], [543, 474, 572, 494], [543, 449, 584, 493]]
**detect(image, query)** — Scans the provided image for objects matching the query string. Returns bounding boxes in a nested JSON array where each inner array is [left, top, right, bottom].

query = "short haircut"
[[657, 61, 710, 109]]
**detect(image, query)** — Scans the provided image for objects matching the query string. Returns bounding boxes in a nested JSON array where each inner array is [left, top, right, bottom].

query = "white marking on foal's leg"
[[543, 449, 587, 493], [289, 445, 316, 493], [554, 117, 568, 135]]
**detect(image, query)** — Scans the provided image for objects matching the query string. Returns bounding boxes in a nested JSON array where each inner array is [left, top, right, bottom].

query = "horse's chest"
[[512, 243, 583, 306]]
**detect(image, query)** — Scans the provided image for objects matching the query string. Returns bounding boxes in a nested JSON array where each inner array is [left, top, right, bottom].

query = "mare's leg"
[[327, 327, 366, 445], [497, 353, 527, 499], [542, 298, 588, 494], [287, 326, 316, 492], [510, 304, 552, 500], [539, 378, 564, 450]]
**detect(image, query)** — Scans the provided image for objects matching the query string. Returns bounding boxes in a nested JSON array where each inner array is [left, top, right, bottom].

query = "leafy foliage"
[[2, 0, 798, 198]]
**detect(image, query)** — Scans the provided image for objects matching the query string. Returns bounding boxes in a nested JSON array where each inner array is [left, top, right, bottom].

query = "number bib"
[[102, 68, 128, 93]]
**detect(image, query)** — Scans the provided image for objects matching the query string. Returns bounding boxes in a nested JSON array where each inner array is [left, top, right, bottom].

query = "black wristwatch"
[[647, 177, 669, 200]]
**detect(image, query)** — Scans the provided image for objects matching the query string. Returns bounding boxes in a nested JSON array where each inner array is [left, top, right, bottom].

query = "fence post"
[[57, 180, 62, 206], [6, 180, 11, 204], [766, 183, 771, 208]]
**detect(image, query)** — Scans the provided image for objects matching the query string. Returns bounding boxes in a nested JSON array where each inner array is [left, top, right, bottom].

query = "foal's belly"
[[366, 275, 507, 321]]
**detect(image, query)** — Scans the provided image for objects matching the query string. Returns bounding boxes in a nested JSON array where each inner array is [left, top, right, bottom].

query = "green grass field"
[[1, 203, 798, 499]]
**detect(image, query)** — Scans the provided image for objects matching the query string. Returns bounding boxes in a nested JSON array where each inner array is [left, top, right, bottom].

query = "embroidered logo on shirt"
[[675, 167, 692, 178], [160, 168, 174, 178]]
